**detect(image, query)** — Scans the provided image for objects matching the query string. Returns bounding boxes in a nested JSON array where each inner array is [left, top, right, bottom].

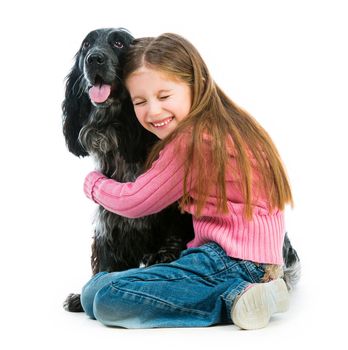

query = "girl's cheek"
[[135, 109, 145, 124]]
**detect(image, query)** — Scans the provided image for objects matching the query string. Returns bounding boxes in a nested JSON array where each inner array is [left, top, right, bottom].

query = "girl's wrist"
[[84, 171, 107, 203]]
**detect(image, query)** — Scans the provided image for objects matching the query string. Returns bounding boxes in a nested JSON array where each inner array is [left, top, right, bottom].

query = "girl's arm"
[[84, 139, 186, 218]]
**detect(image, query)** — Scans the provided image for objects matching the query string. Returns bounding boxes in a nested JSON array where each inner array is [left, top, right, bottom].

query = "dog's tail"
[[282, 232, 301, 291]]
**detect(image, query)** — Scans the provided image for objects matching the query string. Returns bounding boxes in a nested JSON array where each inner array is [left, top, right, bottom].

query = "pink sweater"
[[84, 136, 285, 265]]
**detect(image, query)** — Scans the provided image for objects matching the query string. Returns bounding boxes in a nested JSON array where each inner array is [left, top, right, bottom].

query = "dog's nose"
[[86, 53, 106, 65]]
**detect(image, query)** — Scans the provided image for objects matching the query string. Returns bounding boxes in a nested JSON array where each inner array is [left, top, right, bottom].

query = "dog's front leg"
[[142, 236, 187, 266]]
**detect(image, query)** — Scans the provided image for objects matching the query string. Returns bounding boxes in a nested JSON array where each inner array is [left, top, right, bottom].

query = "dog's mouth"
[[88, 76, 117, 106]]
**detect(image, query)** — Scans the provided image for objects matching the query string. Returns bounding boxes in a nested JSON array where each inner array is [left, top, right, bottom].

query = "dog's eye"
[[83, 41, 90, 49], [113, 41, 124, 49]]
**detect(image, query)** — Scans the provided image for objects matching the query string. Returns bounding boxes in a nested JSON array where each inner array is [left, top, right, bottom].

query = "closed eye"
[[159, 95, 170, 100], [133, 101, 146, 106]]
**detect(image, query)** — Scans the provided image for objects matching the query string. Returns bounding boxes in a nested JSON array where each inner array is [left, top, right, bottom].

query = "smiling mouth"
[[151, 117, 174, 128]]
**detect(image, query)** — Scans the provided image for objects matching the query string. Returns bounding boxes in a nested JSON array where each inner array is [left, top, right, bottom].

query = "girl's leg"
[[81, 267, 144, 318], [89, 243, 266, 328]]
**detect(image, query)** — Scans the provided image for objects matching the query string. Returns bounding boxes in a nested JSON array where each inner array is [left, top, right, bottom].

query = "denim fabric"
[[81, 242, 265, 328]]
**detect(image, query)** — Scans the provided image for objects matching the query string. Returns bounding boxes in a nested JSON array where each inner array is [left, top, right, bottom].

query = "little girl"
[[81, 33, 293, 330]]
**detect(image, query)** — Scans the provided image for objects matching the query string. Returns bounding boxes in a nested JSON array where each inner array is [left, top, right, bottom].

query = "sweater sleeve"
[[83, 139, 187, 218]]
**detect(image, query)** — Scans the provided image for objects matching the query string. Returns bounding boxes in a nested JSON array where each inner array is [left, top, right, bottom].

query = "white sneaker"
[[231, 278, 289, 330]]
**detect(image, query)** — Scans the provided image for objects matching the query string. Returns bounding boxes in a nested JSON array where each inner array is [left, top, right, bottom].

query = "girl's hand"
[[84, 171, 107, 203]]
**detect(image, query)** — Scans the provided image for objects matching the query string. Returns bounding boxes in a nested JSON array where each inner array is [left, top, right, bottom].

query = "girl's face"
[[125, 66, 192, 140]]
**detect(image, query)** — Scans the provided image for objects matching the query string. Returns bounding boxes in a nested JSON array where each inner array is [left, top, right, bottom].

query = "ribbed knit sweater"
[[84, 136, 285, 265]]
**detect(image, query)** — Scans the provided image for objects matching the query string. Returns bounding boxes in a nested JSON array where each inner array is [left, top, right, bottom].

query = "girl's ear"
[[62, 58, 91, 157]]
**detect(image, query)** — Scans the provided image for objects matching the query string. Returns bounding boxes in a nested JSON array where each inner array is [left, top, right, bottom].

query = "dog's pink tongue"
[[89, 84, 111, 103]]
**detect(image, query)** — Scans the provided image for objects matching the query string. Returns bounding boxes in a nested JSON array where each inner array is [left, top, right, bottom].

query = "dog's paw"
[[63, 293, 84, 312], [142, 249, 180, 266]]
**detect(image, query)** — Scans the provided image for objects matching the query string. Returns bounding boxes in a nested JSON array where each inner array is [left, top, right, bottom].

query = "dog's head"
[[79, 28, 134, 108], [62, 28, 134, 156]]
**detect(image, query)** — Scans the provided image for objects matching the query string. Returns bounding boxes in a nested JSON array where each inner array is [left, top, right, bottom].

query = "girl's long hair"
[[123, 33, 293, 219]]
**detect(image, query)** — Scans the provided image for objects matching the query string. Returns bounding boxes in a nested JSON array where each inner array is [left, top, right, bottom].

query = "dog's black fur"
[[62, 28, 300, 312]]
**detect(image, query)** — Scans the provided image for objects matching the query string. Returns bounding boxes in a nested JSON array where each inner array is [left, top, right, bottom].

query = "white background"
[[1, 0, 347, 348]]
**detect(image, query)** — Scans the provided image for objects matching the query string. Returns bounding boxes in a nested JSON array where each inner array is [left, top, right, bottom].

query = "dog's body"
[[62, 28, 300, 312]]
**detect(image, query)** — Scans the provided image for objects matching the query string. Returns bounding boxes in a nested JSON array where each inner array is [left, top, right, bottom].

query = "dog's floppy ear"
[[62, 57, 91, 157]]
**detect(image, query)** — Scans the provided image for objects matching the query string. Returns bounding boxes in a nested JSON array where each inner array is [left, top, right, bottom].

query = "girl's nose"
[[147, 100, 162, 117]]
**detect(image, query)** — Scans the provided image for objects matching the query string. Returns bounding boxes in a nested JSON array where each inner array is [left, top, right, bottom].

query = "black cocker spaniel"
[[62, 28, 194, 312]]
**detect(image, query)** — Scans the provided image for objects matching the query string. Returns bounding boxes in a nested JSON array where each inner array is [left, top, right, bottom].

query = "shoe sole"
[[231, 279, 289, 330]]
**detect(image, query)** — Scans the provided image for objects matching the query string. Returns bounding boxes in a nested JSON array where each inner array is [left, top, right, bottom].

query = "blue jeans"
[[81, 242, 266, 328]]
